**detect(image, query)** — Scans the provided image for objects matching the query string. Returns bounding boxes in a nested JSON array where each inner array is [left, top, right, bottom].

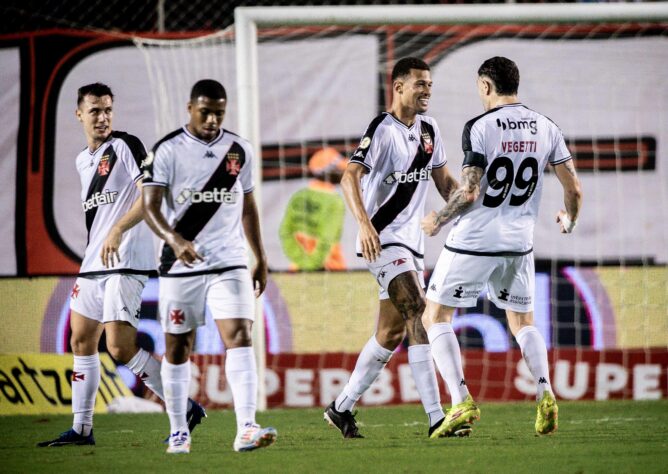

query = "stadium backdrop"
[[0, 23, 666, 412]]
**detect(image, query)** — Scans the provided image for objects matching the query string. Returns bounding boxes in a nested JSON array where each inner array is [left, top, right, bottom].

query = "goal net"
[[133, 4, 668, 408]]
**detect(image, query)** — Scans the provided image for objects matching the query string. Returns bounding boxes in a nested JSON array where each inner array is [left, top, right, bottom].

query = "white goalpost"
[[132, 3, 668, 410]]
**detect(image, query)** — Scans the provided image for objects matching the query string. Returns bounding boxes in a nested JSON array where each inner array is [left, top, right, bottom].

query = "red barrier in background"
[[190, 349, 668, 409]]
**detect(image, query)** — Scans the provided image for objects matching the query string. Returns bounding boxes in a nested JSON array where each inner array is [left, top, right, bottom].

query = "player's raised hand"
[[168, 234, 204, 267], [100, 226, 122, 268], [359, 220, 381, 262], [556, 210, 577, 234], [252, 258, 268, 297], [421, 211, 443, 237]]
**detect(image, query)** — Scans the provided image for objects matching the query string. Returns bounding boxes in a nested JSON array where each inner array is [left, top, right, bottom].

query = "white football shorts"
[[426, 248, 535, 312], [69, 274, 147, 327], [366, 245, 425, 300], [159, 268, 255, 334]]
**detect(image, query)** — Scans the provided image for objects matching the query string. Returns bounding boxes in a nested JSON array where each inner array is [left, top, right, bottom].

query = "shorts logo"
[[71, 284, 80, 299], [97, 155, 111, 176], [453, 285, 482, 299], [429, 283, 437, 291], [379, 270, 387, 279], [421, 133, 433, 154], [72, 371, 85, 382], [392, 258, 407, 266], [225, 153, 241, 176], [170, 309, 185, 325], [498, 289, 532, 306]]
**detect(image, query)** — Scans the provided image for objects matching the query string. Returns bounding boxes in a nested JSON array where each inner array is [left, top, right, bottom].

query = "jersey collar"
[[182, 126, 225, 147]]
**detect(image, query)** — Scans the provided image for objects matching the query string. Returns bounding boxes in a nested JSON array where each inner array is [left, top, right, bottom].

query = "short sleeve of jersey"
[[461, 120, 487, 169], [116, 133, 147, 183], [350, 114, 386, 171], [548, 125, 572, 165], [144, 143, 172, 187], [239, 140, 255, 193], [430, 120, 447, 169]]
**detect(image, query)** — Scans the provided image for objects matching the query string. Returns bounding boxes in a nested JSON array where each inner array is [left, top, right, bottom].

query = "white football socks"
[[335, 335, 393, 413], [225, 347, 258, 430], [71, 354, 100, 436], [427, 322, 469, 406], [515, 325, 554, 400], [161, 358, 190, 434], [125, 348, 165, 401], [408, 344, 445, 427]]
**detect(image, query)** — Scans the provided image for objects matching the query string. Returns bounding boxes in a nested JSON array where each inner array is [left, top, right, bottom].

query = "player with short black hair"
[[38, 83, 205, 447], [190, 78, 227, 102], [421, 56, 582, 437], [324, 57, 463, 439], [142, 78, 277, 454], [476, 56, 520, 96]]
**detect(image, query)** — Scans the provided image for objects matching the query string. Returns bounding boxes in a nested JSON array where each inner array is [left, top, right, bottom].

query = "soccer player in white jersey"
[[38, 83, 205, 447], [324, 58, 461, 439], [142, 79, 277, 454], [421, 57, 582, 437]]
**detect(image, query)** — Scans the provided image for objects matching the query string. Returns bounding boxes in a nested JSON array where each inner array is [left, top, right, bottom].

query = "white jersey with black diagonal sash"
[[446, 103, 571, 255], [75, 131, 155, 276], [142, 126, 254, 276], [350, 112, 447, 257]]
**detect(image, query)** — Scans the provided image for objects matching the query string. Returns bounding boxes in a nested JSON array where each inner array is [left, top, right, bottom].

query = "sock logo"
[[538, 377, 548, 384], [459, 379, 467, 386], [72, 371, 85, 382]]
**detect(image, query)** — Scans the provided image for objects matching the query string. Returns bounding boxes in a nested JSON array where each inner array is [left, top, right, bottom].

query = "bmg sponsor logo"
[[496, 118, 537, 135]]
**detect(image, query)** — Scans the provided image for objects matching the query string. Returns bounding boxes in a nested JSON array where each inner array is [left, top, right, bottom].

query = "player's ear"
[[75, 107, 83, 122], [393, 79, 403, 94]]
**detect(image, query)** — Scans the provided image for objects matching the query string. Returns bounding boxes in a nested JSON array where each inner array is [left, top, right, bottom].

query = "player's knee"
[[106, 340, 136, 364], [164, 344, 191, 364], [395, 295, 425, 321], [70, 333, 96, 356], [376, 326, 405, 350], [224, 327, 253, 349]]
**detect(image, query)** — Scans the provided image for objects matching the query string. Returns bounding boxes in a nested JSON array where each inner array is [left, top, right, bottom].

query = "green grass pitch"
[[3, 400, 667, 473]]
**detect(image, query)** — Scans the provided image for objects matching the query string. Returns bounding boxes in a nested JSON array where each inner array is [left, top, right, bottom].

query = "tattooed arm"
[[552, 159, 582, 233], [421, 166, 483, 237]]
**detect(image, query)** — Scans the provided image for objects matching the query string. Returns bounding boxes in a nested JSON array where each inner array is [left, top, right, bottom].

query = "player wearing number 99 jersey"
[[419, 57, 582, 438]]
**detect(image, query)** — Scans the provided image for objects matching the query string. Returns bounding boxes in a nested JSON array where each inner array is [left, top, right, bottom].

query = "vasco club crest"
[[225, 152, 241, 176], [97, 154, 111, 176]]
